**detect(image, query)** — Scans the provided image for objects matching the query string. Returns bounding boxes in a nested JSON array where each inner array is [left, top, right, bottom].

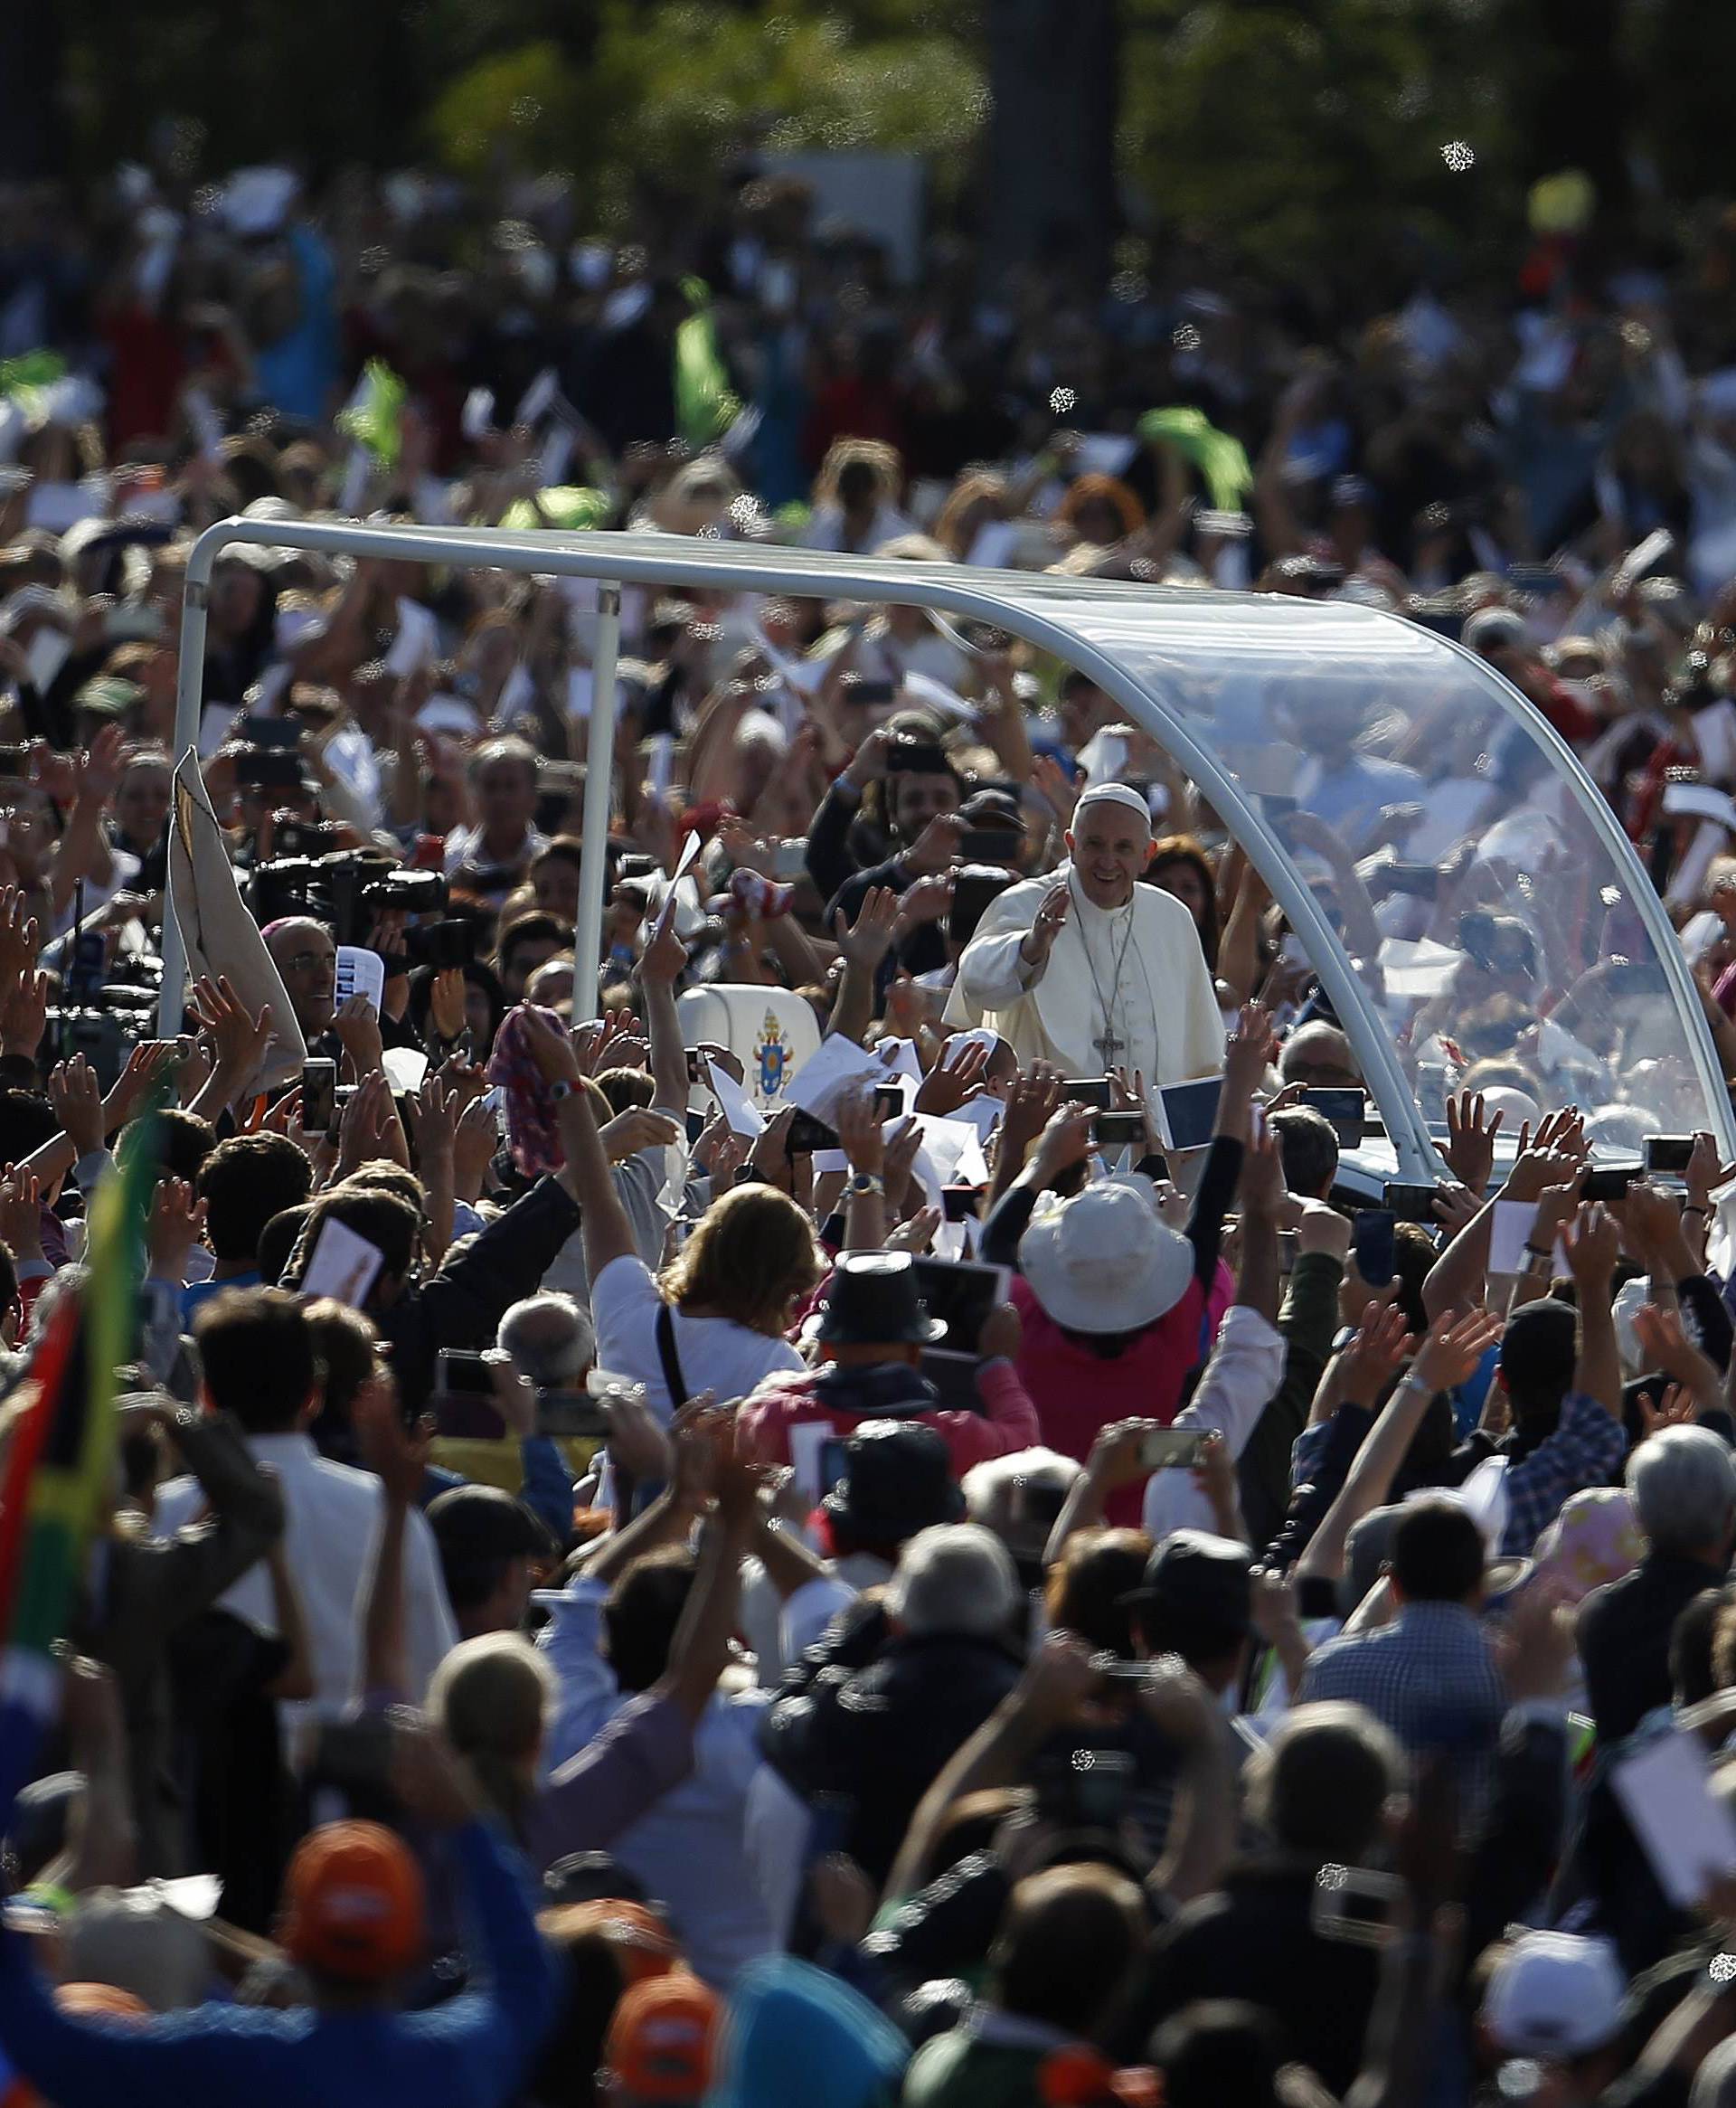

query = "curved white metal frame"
[[165, 519, 1736, 1177]]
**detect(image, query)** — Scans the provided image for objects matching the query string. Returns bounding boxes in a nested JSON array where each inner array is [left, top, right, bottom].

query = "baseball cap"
[[603, 1971, 720, 2103], [278, 1820, 424, 1984], [1482, 1932, 1626, 2058], [1121, 1529, 1254, 1638]]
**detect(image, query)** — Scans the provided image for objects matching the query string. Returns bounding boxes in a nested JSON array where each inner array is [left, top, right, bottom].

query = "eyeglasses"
[[280, 951, 334, 975]]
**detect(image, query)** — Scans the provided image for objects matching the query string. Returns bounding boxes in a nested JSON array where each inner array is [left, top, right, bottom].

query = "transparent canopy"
[[175, 521, 1733, 1175]]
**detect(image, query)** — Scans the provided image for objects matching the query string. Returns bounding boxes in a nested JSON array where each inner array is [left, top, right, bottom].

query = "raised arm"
[[637, 912, 693, 1118], [1562, 1201, 1622, 1417], [519, 1007, 637, 1281]]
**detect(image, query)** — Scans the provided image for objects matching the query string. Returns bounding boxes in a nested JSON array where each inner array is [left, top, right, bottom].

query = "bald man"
[[946, 783, 1222, 1084]]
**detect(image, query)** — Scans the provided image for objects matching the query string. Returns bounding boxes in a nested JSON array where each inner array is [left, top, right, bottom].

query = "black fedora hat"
[[822, 1420, 964, 1542], [807, 1252, 947, 1348]]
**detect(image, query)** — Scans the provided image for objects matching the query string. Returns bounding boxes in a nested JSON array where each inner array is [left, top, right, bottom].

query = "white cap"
[[1071, 781, 1153, 828], [1482, 1933, 1626, 2058]]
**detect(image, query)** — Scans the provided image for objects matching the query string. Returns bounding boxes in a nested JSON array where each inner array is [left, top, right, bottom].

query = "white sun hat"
[[1018, 1181, 1194, 1334]]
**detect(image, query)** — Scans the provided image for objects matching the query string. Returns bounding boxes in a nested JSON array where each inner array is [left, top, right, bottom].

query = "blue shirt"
[[0, 1821, 559, 2108]]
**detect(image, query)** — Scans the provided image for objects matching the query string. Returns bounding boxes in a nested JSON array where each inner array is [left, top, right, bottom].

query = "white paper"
[[1079, 729, 1128, 787], [24, 482, 102, 534], [537, 423, 575, 490], [198, 702, 240, 758], [382, 1046, 429, 1094], [787, 1033, 885, 1120], [649, 830, 702, 941], [1377, 936, 1466, 1001], [1610, 1729, 1736, 1908], [964, 520, 1019, 569], [514, 367, 559, 429], [1071, 433, 1139, 477], [383, 598, 439, 678], [1487, 1197, 1539, 1277], [335, 945, 386, 1015], [495, 662, 534, 721], [299, 1217, 384, 1306], [750, 620, 829, 699], [1661, 780, 1736, 828], [338, 445, 370, 515], [913, 1114, 990, 1191], [1693, 699, 1736, 784], [706, 1056, 766, 1139], [24, 626, 69, 695], [948, 1093, 1006, 1144]]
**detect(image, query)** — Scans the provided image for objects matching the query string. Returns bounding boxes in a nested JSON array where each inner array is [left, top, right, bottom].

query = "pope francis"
[[945, 781, 1224, 1084]]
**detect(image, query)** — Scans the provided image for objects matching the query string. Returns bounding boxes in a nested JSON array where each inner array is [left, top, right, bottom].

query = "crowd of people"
[[4, 151, 1736, 2108]]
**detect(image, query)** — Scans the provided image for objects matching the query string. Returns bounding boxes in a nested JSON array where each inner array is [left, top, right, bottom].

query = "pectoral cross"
[[1093, 1029, 1125, 1067]]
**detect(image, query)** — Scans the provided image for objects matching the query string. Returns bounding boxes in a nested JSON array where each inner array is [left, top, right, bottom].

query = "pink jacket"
[[737, 1358, 1042, 1479]]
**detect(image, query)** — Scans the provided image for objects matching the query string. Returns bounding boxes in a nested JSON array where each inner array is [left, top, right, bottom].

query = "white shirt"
[[591, 1253, 804, 1423], [536, 1578, 779, 1987], [153, 1432, 458, 1730], [440, 820, 548, 877], [1142, 1304, 1287, 1539]]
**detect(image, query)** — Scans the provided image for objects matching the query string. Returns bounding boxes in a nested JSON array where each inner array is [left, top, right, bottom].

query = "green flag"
[[337, 359, 408, 468], [1136, 406, 1254, 512], [674, 278, 741, 449]]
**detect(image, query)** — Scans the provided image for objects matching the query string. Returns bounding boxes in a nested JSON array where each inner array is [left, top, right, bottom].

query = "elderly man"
[[945, 782, 1222, 1083], [264, 914, 339, 1042]]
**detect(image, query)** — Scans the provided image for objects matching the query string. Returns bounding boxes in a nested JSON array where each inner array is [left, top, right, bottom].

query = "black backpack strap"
[[655, 1302, 690, 1411]]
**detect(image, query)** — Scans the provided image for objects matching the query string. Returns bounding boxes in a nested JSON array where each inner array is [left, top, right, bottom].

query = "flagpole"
[[572, 583, 622, 1026], [157, 565, 214, 1038]]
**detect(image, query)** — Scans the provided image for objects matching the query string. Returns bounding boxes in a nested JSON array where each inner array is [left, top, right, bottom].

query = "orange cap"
[[278, 1820, 424, 1984], [602, 1971, 719, 2103], [541, 1899, 681, 1986]]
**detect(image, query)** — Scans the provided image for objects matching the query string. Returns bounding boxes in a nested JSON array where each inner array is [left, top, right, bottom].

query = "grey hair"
[[961, 1448, 1082, 1536], [1244, 1700, 1405, 1860], [887, 1523, 1023, 1640], [1627, 1426, 1736, 1556], [496, 1292, 595, 1387]]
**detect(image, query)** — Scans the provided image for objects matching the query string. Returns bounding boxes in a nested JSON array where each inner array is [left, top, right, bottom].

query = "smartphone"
[[1384, 862, 1441, 900], [1646, 1135, 1695, 1176], [1158, 1077, 1223, 1152], [311, 1715, 395, 1793], [239, 714, 301, 750], [234, 748, 304, 791], [1382, 1181, 1441, 1224], [301, 1058, 337, 1134], [685, 1047, 703, 1083], [958, 827, 1021, 865], [1310, 1863, 1401, 1947], [911, 1257, 1008, 1358], [1034, 1744, 1138, 1830], [1062, 1077, 1115, 1111], [1351, 1209, 1396, 1286], [437, 1348, 495, 1395], [942, 1185, 982, 1222], [950, 868, 1016, 947], [772, 840, 808, 881], [853, 677, 897, 708], [1094, 1111, 1146, 1150], [534, 1389, 609, 1439], [872, 1081, 903, 1119], [785, 1109, 838, 1156], [1139, 1428, 1209, 1470], [1301, 1087, 1366, 1147], [818, 1438, 851, 1498], [1584, 1164, 1643, 1201]]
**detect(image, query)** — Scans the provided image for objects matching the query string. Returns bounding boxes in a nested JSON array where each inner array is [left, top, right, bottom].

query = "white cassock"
[[945, 861, 1223, 1083]]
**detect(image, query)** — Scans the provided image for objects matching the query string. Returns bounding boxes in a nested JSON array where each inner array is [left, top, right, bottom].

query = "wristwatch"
[[846, 1172, 885, 1198], [549, 1079, 574, 1101]]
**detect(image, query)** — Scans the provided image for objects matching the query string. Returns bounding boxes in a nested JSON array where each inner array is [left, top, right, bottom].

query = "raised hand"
[[1019, 881, 1071, 969], [1563, 1200, 1621, 1295], [406, 1073, 458, 1164], [519, 1005, 582, 1085], [883, 1114, 924, 1210], [901, 810, 967, 878], [1032, 1101, 1098, 1185], [599, 1108, 683, 1162], [429, 966, 468, 1044], [147, 1175, 206, 1282], [915, 1036, 989, 1115], [999, 1061, 1064, 1175], [0, 1164, 44, 1262], [1631, 1302, 1722, 1408], [0, 885, 38, 993], [1443, 1090, 1504, 1198], [835, 1080, 887, 1177], [189, 975, 274, 1087], [1337, 1300, 1416, 1406], [1410, 1308, 1504, 1394], [48, 1055, 105, 1159], [835, 885, 900, 977], [333, 993, 387, 1075], [1222, 1004, 1278, 1103]]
